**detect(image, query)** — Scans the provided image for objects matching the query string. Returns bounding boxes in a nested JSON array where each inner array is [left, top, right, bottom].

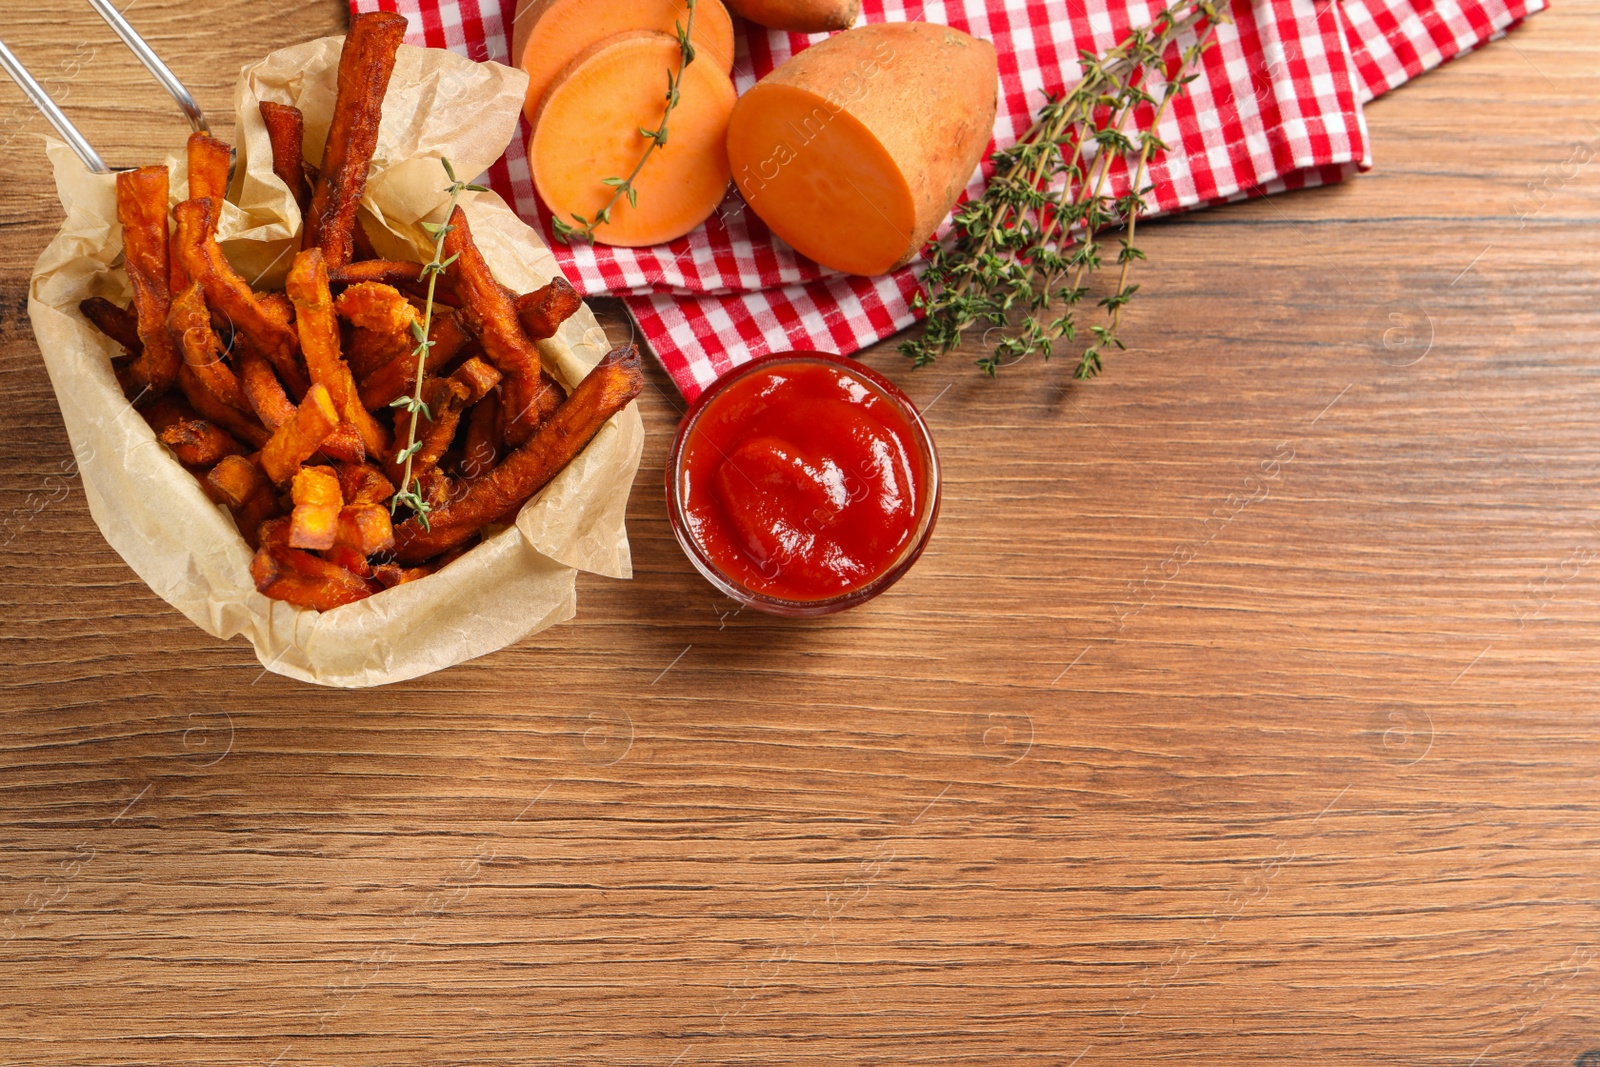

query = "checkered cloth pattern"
[[351, 0, 1545, 397]]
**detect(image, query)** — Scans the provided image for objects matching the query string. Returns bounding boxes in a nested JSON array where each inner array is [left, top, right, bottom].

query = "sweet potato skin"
[[727, 21, 997, 276], [726, 0, 860, 32]]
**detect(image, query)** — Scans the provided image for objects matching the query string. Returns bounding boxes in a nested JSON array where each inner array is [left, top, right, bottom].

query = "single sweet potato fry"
[[286, 248, 389, 458], [338, 462, 396, 505], [355, 310, 471, 410], [514, 276, 582, 341], [175, 198, 308, 395], [289, 465, 343, 550], [116, 167, 181, 397], [258, 101, 311, 212], [186, 132, 233, 203], [237, 340, 297, 430], [315, 422, 367, 465], [159, 418, 244, 467], [79, 297, 142, 355], [459, 389, 501, 479], [206, 454, 269, 508], [443, 207, 552, 445], [329, 259, 426, 289], [340, 504, 395, 555], [303, 11, 407, 267], [260, 382, 340, 485], [169, 282, 250, 413], [392, 343, 643, 563], [250, 541, 380, 610]]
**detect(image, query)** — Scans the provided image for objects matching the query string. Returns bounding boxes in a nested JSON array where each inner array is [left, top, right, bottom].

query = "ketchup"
[[675, 358, 932, 603]]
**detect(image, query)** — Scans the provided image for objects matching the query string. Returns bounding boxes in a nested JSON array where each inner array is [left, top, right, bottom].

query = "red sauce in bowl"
[[668, 354, 939, 614]]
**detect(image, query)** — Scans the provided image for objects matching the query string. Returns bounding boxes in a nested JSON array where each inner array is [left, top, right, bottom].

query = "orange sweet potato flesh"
[[392, 344, 643, 564], [513, 0, 735, 123], [206, 454, 269, 508], [258, 101, 311, 212], [286, 248, 390, 459], [726, 22, 998, 276], [530, 32, 737, 248], [304, 11, 407, 268], [725, 0, 860, 31], [115, 167, 181, 398]]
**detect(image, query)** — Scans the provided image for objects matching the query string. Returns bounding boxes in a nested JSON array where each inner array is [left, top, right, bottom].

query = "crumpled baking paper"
[[26, 34, 645, 688]]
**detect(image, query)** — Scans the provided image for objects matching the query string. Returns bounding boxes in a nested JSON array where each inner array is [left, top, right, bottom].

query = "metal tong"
[[0, 0, 210, 173]]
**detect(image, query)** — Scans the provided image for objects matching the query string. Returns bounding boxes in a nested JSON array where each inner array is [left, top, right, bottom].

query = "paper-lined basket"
[[26, 36, 645, 688]]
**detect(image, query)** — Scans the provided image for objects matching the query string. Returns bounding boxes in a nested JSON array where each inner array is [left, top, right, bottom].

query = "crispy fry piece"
[[139, 394, 198, 435], [286, 248, 390, 458], [338, 462, 396, 505], [500, 369, 564, 443], [329, 259, 426, 288], [514, 276, 583, 340], [336, 281, 420, 376], [340, 504, 395, 555], [176, 365, 271, 449], [169, 282, 250, 413], [442, 206, 556, 445], [260, 382, 340, 485], [355, 310, 471, 410], [79, 297, 142, 355], [237, 340, 297, 430], [258, 101, 311, 212], [206, 454, 269, 508], [315, 422, 367, 465], [459, 389, 501, 479], [289, 465, 343, 550], [303, 11, 407, 267], [159, 418, 244, 467], [175, 198, 308, 396], [250, 541, 380, 610], [373, 561, 435, 588], [392, 344, 643, 563], [234, 481, 285, 549], [186, 132, 232, 203], [116, 167, 181, 397]]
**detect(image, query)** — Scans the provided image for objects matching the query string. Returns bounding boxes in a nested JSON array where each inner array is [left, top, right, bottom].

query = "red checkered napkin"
[[350, 0, 1537, 397]]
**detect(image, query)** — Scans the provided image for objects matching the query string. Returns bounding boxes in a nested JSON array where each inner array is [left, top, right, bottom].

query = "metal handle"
[[0, 38, 110, 172], [85, 0, 209, 135]]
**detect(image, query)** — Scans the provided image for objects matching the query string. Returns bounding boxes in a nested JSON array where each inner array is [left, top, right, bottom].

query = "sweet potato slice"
[[286, 248, 389, 458], [186, 132, 232, 203], [315, 422, 367, 465], [289, 465, 343, 550], [258, 101, 311, 212], [529, 32, 737, 248], [116, 167, 181, 397], [392, 344, 643, 563], [725, 0, 859, 32], [159, 418, 244, 467], [727, 22, 998, 276], [512, 0, 735, 123], [339, 504, 395, 556], [329, 259, 426, 289], [174, 198, 308, 395], [260, 382, 340, 485], [338, 462, 395, 505], [79, 298, 142, 355], [514, 277, 582, 341], [250, 541, 380, 610], [303, 11, 407, 268], [442, 207, 562, 445]]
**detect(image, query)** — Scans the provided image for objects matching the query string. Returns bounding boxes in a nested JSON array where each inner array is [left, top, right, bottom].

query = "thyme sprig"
[[552, 0, 698, 244], [389, 157, 487, 530], [903, 0, 1228, 378]]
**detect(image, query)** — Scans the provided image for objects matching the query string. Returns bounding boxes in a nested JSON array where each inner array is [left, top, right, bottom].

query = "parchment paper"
[[26, 36, 646, 688]]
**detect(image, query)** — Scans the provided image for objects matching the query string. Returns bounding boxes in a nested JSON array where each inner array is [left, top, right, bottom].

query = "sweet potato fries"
[[79, 12, 643, 612]]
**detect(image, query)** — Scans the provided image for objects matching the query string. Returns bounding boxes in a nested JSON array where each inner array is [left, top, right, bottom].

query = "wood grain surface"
[[2, 2, 1598, 1064]]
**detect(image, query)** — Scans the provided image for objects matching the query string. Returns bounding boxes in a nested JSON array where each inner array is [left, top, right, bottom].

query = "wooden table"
[[2, 2, 1597, 1063]]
